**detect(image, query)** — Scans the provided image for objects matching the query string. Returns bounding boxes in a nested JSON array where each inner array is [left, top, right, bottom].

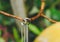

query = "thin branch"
[[0, 10, 57, 23], [0, 0, 57, 23], [0, 11, 23, 21], [0, 0, 45, 21], [30, 0, 45, 21], [41, 14, 57, 23]]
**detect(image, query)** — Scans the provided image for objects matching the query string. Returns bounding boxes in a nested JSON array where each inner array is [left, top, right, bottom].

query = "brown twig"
[[41, 14, 57, 23], [0, 11, 23, 21], [30, 0, 45, 21], [0, 0, 57, 23], [0, 0, 45, 21]]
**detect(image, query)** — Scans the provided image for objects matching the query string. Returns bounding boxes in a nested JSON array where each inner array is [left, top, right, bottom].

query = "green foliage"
[[13, 27, 20, 42], [44, 5, 60, 26], [0, 0, 60, 42], [29, 23, 40, 35], [50, 7, 60, 21], [0, 30, 1, 37], [0, 37, 5, 42], [29, 6, 39, 15], [0, 0, 12, 12], [44, 9, 51, 26], [0, 0, 3, 10]]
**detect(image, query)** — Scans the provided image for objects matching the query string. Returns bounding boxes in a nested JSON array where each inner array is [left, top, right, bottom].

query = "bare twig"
[[0, 11, 23, 21], [41, 14, 57, 23], [0, 0, 57, 23], [0, 0, 45, 21], [30, 0, 45, 21]]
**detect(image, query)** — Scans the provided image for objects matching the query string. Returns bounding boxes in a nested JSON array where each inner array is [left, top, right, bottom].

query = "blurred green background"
[[0, 0, 60, 42]]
